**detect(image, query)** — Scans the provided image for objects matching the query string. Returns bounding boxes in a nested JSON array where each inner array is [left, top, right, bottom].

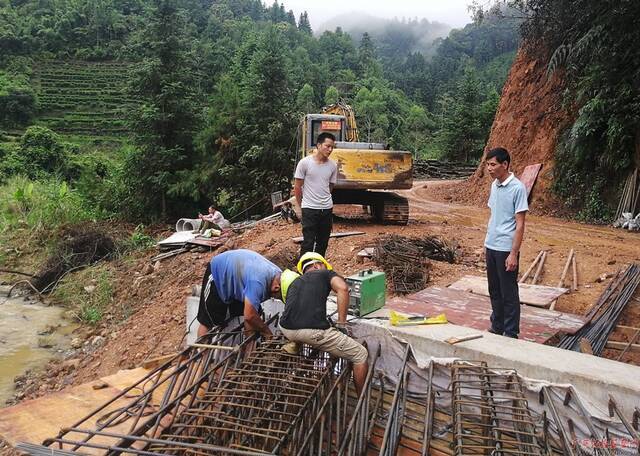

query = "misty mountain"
[[317, 12, 452, 59]]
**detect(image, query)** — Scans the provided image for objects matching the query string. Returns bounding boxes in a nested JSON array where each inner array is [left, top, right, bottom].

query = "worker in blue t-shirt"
[[196, 249, 282, 338]]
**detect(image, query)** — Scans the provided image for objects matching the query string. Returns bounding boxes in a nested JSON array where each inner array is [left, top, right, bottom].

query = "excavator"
[[296, 101, 413, 225]]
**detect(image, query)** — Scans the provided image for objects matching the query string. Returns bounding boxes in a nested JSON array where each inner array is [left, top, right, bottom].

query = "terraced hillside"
[[34, 61, 137, 140]]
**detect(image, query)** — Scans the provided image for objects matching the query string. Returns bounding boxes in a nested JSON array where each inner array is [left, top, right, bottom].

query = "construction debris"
[[413, 159, 477, 180], [291, 230, 365, 243], [557, 263, 640, 355], [613, 167, 640, 229], [371, 235, 457, 294]]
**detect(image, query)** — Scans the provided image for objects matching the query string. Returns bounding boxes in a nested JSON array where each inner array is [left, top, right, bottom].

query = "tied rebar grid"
[[452, 361, 543, 456], [146, 338, 359, 455], [17, 320, 253, 455]]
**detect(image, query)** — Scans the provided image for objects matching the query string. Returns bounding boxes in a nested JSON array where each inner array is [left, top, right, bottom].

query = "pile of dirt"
[[442, 47, 575, 216], [32, 225, 116, 292]]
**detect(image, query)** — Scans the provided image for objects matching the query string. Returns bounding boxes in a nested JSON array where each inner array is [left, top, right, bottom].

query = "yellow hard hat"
[[281, 269, 300, 303], [297, 252, 333, 274]]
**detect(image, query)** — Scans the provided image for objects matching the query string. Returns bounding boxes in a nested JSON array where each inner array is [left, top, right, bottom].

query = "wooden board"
[[385, 287, 587, 344], [448, 275, 569, 308], [0, 368, 151, 450], [519, 163, 543, 198], [291, 231, 365, 243]]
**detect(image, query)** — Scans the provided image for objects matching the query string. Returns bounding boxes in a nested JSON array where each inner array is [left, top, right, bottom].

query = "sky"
[[280, 0, 474, 29]]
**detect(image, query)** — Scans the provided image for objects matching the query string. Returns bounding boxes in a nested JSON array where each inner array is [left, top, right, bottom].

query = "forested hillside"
[[460, 0, 640, 222], [0, 0, 518, 223]]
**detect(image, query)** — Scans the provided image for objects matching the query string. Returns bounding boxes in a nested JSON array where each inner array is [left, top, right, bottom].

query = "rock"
[[62, 359, 80, 370], [70, 337, 83, 349], [84, 285, 96, 294], [37, 336, 55, 348], [153, 260, 161, 271], [91, 335, 106, 347], [92, 381, 109, 390]]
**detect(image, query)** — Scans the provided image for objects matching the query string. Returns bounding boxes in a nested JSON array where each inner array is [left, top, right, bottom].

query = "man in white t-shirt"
[[293, 132, 338, 257]]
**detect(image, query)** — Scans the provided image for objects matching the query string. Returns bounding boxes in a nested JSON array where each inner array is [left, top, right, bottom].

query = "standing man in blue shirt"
[[196, 249, 282, 338], [484, 147, 529, 338]]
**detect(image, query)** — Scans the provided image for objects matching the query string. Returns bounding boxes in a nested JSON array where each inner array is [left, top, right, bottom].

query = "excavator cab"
[[295, 103, 413, 225]]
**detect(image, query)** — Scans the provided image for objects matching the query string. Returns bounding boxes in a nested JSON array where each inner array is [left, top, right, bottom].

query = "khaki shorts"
[[280, 326, 368, 364]]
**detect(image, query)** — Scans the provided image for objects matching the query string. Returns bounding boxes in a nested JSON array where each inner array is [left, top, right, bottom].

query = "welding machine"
[[345, 269, 386, 316]]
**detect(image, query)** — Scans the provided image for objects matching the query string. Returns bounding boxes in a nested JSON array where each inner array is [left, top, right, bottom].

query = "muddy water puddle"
[[0, 292, 75, 404]]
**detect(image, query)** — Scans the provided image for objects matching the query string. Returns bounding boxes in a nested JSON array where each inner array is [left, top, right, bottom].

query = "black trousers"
[[197, 263, 243, 328], [485, 248, 520, 337], [300, 208, 333, 257]]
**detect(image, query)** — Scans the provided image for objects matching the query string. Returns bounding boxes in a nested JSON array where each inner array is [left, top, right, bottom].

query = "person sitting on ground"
[[279, 252, 369, 393], [197, 249, 282, 338], [198, 205, 230, 233]]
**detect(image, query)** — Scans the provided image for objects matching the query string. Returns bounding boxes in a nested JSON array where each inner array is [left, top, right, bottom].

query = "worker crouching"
[[279, 252, 369, 394]]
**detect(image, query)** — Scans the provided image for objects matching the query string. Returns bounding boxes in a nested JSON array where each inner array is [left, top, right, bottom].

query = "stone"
[[91, 335, 106, 347], [84, 285, 96, 294], [62, 359, 80, 370], [70, 337, 83, 349]]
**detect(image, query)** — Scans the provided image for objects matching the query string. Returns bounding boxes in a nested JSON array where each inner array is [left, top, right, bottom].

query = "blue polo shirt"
[[484, 173, 529, 252], [210, 249, 281, 311]]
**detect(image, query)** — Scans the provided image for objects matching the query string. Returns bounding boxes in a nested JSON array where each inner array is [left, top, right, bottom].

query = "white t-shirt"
[[294, 155, 338, 209]]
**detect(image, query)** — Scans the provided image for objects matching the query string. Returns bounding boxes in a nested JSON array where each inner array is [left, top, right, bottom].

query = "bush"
[[0, 71, 37, 127], [0, 176, 95, 238]]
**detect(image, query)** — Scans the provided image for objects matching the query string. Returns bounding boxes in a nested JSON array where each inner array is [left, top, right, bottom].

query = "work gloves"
[[335, 322, 353, 337]]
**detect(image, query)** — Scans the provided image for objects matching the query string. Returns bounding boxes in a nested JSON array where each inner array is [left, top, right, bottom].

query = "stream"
[[0, 288, 75, 404]]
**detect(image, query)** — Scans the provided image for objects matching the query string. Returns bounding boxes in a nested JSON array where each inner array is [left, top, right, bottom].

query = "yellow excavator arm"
[[321, 100, 359, 143]]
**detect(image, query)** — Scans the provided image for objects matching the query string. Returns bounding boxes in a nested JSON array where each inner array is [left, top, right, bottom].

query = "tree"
[[296, 83, 315, 114], [437, 66, 483, 162], [357, 32, 381, 77], [125, 0, 200, 219], [324, 85, 339, 105], [354, 86, 388, 142], [298, 11, 311, 34]]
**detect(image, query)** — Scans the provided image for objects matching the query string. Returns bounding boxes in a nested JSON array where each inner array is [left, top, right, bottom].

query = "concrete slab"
[[369, 320, 640, 417]]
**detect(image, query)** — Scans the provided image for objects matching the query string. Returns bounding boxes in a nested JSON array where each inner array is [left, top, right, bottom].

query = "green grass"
[[51, 266, 114, 325]]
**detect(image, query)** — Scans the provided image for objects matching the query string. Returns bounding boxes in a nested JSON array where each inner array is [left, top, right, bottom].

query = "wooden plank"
[[385, 287, 587, 344], [0, 368, 152, 448], [291, 231, 365, 243], [449, 275, 569, 307], [518, 163, 543, 198], [606, 341, 640, 353]]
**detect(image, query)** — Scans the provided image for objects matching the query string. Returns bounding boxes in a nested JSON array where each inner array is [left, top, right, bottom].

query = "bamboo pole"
[[531, 251, 547, 285], [550, 249, 575, 310], [519, 250, 543, 284], [571, 253, 578, 291]]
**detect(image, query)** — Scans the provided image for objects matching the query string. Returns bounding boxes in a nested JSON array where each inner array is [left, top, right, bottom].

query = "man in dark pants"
[[484, 147, 528, 338], [294, 132, 338, 257], [197, 249, 282, 339]]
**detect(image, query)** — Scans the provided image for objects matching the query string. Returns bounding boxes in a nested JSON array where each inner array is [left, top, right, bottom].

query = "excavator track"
[[374, 193, 409, 225]]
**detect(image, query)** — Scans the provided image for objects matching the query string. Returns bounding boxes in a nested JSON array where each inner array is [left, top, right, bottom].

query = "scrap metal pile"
[[558, 263, 640, 355], [372, 235, 457, 294], [17, 324, 640, 456], [413, 159, 477, 180]]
